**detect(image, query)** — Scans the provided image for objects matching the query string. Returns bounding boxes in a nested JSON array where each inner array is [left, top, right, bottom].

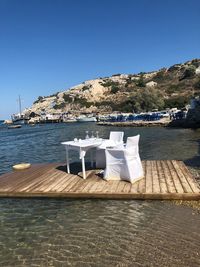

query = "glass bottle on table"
[[91, 131, 94, 139], [85, 131, 89, 139]]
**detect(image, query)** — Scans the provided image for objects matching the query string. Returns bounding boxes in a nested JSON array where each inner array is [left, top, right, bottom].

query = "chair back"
[[126, 135, 140, 155], [109, 131, 124, 143]]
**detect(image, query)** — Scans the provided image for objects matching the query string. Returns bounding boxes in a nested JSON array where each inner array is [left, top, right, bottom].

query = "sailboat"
[[11, 95, 28, 124]]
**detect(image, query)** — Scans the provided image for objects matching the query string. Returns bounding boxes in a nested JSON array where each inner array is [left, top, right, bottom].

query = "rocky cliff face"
[[27, 58, 200, 115]]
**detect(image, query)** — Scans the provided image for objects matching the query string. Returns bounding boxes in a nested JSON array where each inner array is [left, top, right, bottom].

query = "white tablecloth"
[[61, 138, 122, 179], [61, 138, 103, 158]]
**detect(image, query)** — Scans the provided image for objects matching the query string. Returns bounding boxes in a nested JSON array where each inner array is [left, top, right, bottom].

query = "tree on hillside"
[[132, 88, 164, 112], [120, 88, 164, 112], [136, 75, 146, 87]]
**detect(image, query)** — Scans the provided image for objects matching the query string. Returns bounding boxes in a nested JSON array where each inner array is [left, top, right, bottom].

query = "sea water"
[[0, 123, 200, 266]]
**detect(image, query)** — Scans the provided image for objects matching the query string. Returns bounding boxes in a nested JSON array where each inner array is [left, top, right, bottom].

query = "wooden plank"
[[68, 170, 96, 193], [40, 171, 75, 192], [0, 190, 199, 200], [177, 161, 200, 193], [171, 160, 192, 193], [135, 161, 146, 193], [151, 160, 160, 193], [43, 172, 73, 192], [115, 181, 127, 193], [23, 164, 68, 192], [172, 160, 193, 193], [1, 164, 53, 191], [61, 175, 82, 192], [156, 161, 168, 193], [101, 180, 121, 193], [166, 160, 178, 193], [56, 174, 80, 192], [0, 164, 43, 183], [17, 164, 60, 192], [0, 165, 43, 189], [25, 170, 61, 192], [165, 161, 183, 193], [68, 176, 88, 192], [160, 161, 176, 193], [81, 175, 100, 193], [88, 176, 105, 193], [70, 170, 101, 192], [70, 177, 89, 192], [89, 173, 108, 193], [145, 160, 153, 193], [122, 182, 132, 193], [30, 170, 63, 192], [130, 181, 140, 193]]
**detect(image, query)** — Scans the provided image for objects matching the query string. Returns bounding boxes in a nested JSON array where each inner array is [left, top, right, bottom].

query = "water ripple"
[[0, 199, 199, 266]]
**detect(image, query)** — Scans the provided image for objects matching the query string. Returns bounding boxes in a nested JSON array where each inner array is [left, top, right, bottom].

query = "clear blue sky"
[[0, 0, 200, 119]]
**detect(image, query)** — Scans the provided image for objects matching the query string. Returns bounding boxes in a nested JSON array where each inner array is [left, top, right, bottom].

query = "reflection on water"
[[0, 123, 200, 266]]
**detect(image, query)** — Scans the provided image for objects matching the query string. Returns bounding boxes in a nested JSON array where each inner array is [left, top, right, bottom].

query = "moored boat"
[[11, 95, 29, 124], [8, 125, 22, 129], [76, 115, 97, 122]]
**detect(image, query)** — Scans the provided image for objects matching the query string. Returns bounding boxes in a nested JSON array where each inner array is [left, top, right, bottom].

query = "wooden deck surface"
[[0, 161, 199, 200]]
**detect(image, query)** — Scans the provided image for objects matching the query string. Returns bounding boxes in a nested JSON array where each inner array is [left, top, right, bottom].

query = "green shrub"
[[138, 72, 146, 75], [63, 93, 73, 103], [73, 96, 94, 108], [114, 88, 164, 112], [49, 92, 59, 97], [165, 84, 183, 94], [180, 66, 196, 80], [135, 76, 146, 87], [95, 100, 119, 110], [101, 79, 119, 88], [194, 79, 200, 89], [111, 85, 120, 94], [112, 73, 121, 77], [82, 85, 91, 91], [164, 96, 190, 109], [168, 64, 181, 72], [153, 69, 166, 82], [54, 102, 66, 109], [125, 76, 135, 87], [33, 96, 43, 104], [134, 88, 164, 112], [191, 59, 200, 68]]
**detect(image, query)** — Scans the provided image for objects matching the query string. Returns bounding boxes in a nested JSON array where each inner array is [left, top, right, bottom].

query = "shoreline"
[[97, 119, 170, 127], [97, 119, 200, 128]]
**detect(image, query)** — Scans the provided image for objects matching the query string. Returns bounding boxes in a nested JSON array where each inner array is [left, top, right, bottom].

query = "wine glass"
[[91, 131, 94, 138], [85, 131, 89, 139], [96, 131, 99, 139]]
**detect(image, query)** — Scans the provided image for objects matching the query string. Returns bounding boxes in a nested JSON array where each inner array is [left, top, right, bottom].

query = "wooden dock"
[[0, 161, 199, 200]]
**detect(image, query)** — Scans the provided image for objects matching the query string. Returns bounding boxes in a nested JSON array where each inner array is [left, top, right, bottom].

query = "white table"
[[61, 139, 104, 179]]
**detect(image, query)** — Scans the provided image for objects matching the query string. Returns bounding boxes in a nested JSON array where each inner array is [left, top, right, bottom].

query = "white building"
[[146, 81, 157, 88]]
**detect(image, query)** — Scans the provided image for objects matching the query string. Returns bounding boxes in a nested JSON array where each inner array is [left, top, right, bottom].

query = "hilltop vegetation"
[[28, 59, 200, 114]]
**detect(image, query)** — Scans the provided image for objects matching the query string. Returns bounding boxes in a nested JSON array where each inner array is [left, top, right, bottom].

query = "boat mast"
[[18, 95, 22, 116]]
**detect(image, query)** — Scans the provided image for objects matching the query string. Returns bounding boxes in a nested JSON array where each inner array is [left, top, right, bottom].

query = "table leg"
[[81, 156, 86, 179], [66, 148, 70, 173]]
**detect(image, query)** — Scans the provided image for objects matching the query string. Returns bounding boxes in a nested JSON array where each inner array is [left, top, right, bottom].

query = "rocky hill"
[[27, 58, 200, 115]]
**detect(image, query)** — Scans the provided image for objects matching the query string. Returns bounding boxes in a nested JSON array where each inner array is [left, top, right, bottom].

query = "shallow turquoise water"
[[0, 123, 200, 266], [0, 199, 199, 266]]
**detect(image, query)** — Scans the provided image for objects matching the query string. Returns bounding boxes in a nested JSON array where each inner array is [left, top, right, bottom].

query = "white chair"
[[104, 135, 143, 183], [96, 131, 124, 168]]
